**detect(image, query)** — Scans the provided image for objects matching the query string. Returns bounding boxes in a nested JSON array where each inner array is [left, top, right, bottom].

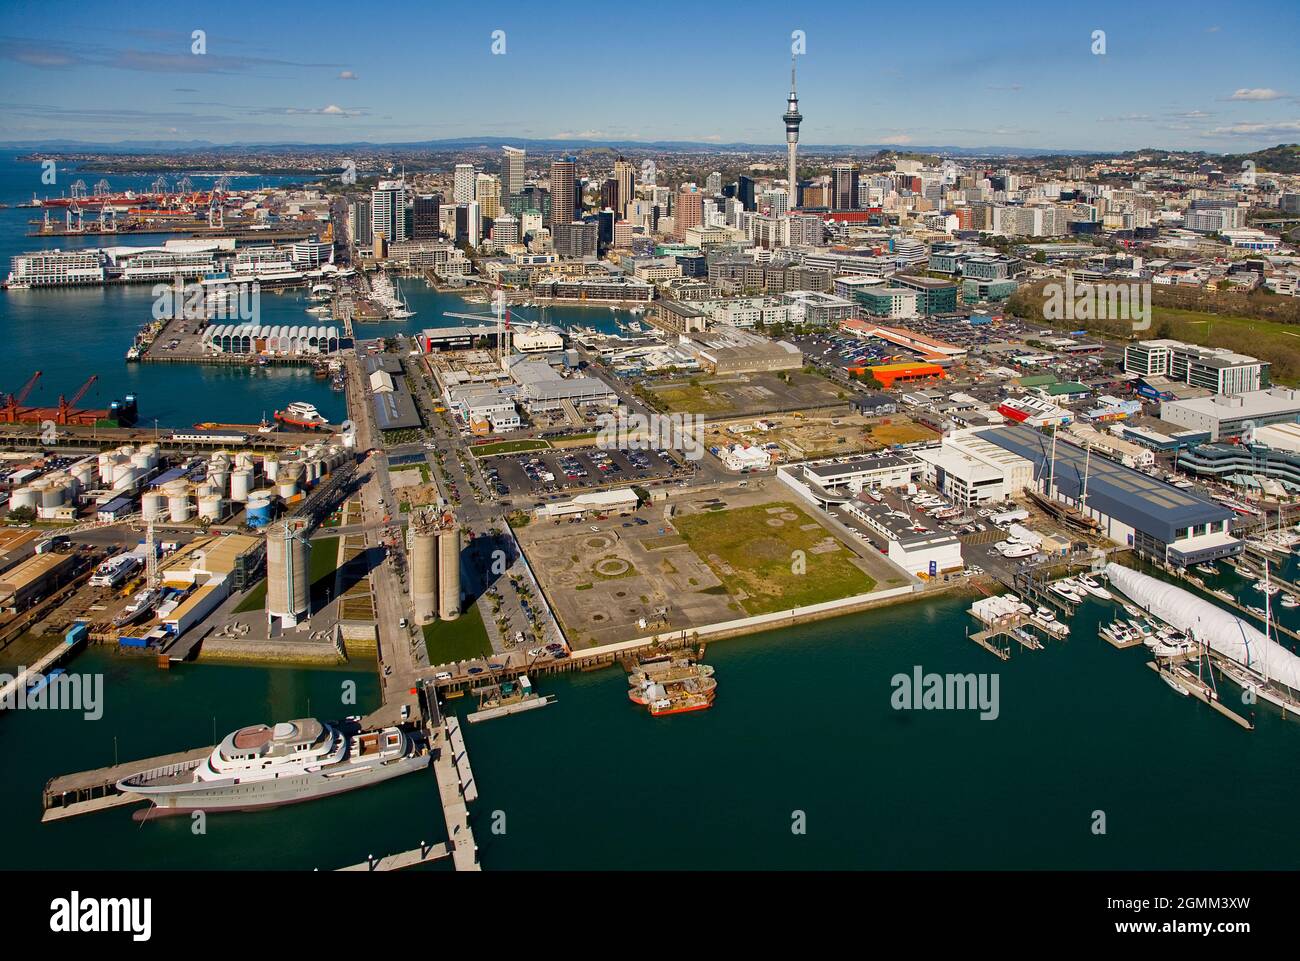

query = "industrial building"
[[976, 425, 1240, 567], [0, 550, 81, 613], [203, 324, 341, 357], [799, 454, 920, 499], [1124, 339, 1269, 396], [535, 488, 639, 519], [841, 494, 963, 578], [1160, 387, 1300, 441], [915, 431, 1035, 507], [686, 328, 803, 374]]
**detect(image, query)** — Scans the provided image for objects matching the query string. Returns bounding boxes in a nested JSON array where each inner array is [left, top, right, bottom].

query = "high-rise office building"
[[453, 164, 476, 203], [613, 156, 635, 218], [675, 185, 703, 239], [412, 194, 441, 240], [501, 146, 526, 198], [553, 220, 598, 259], [349, 198, 372, 246], [831, 163, 859, 211], [601, 178, 620, 213], [371, 179, 408, 243], [476, 173, 502, 219], [737, 175, 756, 212], [706, 171, 722, 194], [763, 188, 790, 218], [549, 157, 576, 228]]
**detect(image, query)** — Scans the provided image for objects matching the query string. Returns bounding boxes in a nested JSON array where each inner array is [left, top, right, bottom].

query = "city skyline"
[[0, 0, 1297, 152]]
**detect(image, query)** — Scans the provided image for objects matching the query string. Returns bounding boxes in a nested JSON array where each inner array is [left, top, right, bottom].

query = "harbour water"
[[4, 587, 1299, 870]]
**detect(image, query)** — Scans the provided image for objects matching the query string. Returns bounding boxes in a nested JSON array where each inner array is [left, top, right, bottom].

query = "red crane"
[[0, 371, 42, 423], [56, 375, 98, 424]]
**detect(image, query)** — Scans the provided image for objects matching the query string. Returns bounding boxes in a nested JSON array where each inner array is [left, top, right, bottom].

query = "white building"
[[914, 431, 1034, 507]]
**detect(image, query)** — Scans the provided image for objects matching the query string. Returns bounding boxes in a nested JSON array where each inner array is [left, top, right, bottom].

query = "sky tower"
[[783, 57, 803, 201]]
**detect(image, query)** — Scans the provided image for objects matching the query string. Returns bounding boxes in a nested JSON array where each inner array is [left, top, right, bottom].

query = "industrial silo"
[[245, 495, 274, 528], [38, 481, 66, 510], [409, 512, 438, 624], [437, 516, 460, 621], [266, 520, 311, 628], [235, 451, 255, 471]]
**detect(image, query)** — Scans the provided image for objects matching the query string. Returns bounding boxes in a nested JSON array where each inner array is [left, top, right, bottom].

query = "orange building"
[[863, 362, 946, 389]]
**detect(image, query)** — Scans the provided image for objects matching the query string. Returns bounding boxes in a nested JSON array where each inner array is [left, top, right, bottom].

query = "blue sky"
[[1, 0, 1298, 151]]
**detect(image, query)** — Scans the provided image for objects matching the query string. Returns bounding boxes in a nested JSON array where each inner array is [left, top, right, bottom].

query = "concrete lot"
[[482, 445, 688, 500], [517, 483, 905, 648]]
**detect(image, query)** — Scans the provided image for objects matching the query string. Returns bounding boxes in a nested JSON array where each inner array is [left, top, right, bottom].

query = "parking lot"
[[480, 445, 688, 499]]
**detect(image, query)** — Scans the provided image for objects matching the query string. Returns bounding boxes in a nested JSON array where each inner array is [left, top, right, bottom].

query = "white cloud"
[[338, 70, 357, 80], [1207, 120, 1300, 137], [1228, 88, 1284, 101]]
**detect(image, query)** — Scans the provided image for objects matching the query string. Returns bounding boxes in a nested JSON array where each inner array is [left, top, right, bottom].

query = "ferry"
[[116, 717, 427, 816], [274, 401, 329, 429]]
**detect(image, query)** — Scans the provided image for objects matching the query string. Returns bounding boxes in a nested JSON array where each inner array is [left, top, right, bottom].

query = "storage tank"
[[140, 443, 162, 467], [141, 490, 166, 520], [277, 464, 303, 499], [229, 468, 254, 503], [437, 523, 460, 621], [112, 460, 136, 486], [97, 452, 115, 483], [197, 493, 224, 521], [235, 451, 255, 471], [263, 453, 280, 483], [38, 481, 66, 509], [9, 486, 39, 511], [409, 513, 439, 623], [266, 520, 311, 627], [163, 480, 191, 523], [73, 461, 97, 487], [245, 496, 274, 528], [130, 450, 153, 471]]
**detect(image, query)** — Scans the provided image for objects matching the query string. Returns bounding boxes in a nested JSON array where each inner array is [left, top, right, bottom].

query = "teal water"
[[0, 648, 451, 871]]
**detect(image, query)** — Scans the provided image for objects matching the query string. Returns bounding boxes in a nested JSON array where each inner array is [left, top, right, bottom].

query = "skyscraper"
[[831, 163, 859, 211], [475, 173, 502, 219], [675, 185, 703, 239], [412, 194, 441, 240], [371, 179, 407, 243], [613, 156, 634, 218], [549, 157, 576, 228], [783, 58, 803, 199], [501, 146, 526, 198], [453, 164, 476, 203]]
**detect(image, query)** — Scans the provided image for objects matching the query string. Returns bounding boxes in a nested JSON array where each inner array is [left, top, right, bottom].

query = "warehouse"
[[914, 431, 1034, 507], [801, 454, 920, 498], [0, 551, 80, 613], [842, 494, 963, 578], [976, 425, 1240, 567], [1160, 387, 1300, 441]]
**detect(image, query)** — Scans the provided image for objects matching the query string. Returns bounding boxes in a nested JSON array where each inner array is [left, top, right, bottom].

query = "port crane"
[[0, 370, 42, 422], [54, 375, 98, 424]]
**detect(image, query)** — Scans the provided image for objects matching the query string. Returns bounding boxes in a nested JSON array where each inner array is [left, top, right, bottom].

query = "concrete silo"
[[436, 511, 460, 621], [266, 519, 311, 629], [409, 511, 439, 624]]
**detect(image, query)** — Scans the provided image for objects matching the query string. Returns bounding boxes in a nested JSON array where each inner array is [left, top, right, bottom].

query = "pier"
[[1145, 661, 1254, 730], [430, 716, 481, 871], [336, 841, 451, 872], [41, 747, 210, 822]]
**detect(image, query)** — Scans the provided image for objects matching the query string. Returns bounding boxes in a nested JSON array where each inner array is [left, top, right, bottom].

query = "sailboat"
[[1215, 562, 1300, 717], [388, 276, 415, 319]]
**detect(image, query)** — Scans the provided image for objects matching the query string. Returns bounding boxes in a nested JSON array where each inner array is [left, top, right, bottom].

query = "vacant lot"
[[868, 419, 940, 447], [674, 501, 876, 615]]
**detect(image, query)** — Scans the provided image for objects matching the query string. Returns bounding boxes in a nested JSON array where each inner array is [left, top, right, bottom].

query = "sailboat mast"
[[1047, 426, 1058, 499]]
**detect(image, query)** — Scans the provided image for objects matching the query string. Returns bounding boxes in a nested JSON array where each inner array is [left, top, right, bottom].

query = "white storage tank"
[[111, 460, 136, 486], [163, 479, 191, 523], [141, 490, 166, 520], [277, 464, 303, 499], [97, 452, 115, 483], [72, 461, 97, 487], [263, 454, 280, 482], [230, 468, 254, 503], [38, 481, 66, 509], [235, 451, 255, 471], [197, 493, 224, 521], [10, 486, 39, 511]]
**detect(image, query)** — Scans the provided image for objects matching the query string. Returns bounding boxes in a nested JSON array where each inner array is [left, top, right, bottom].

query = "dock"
[[430, 717, 480, 871], [41, 746, 210, 822], [1146, 661, 1254, 730], [0, 638, 81, 710], [445, 715, 477, 802], [467, 694, 556, 723], [336, 841, 451, 872], [966, 612, 1061, 660]]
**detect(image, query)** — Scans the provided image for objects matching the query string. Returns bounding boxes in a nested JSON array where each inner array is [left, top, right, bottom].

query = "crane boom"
[[10, 370, 41, 406], [66, 374, 98, 409]]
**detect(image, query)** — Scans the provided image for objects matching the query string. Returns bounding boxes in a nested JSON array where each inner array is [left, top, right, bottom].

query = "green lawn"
[[472, 439, 551, 457], [422, 602, 493, 664], [675, 502, 876, 615], [233, 536, 341, 613]]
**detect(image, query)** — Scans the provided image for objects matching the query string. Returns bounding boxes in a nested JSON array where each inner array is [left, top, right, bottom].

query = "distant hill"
[[1226, 143, 1300, 174]]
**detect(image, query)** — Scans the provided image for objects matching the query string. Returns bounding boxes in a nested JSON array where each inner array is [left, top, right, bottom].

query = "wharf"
[[41, 747, 210, 822], [0, 637, 82, 703], [966, 612, 1060, 660], [336, 842, 451, 872], [430, 715, 480, 871], [1145, 661, 1254, 730], [467, 694, 555, 723]]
